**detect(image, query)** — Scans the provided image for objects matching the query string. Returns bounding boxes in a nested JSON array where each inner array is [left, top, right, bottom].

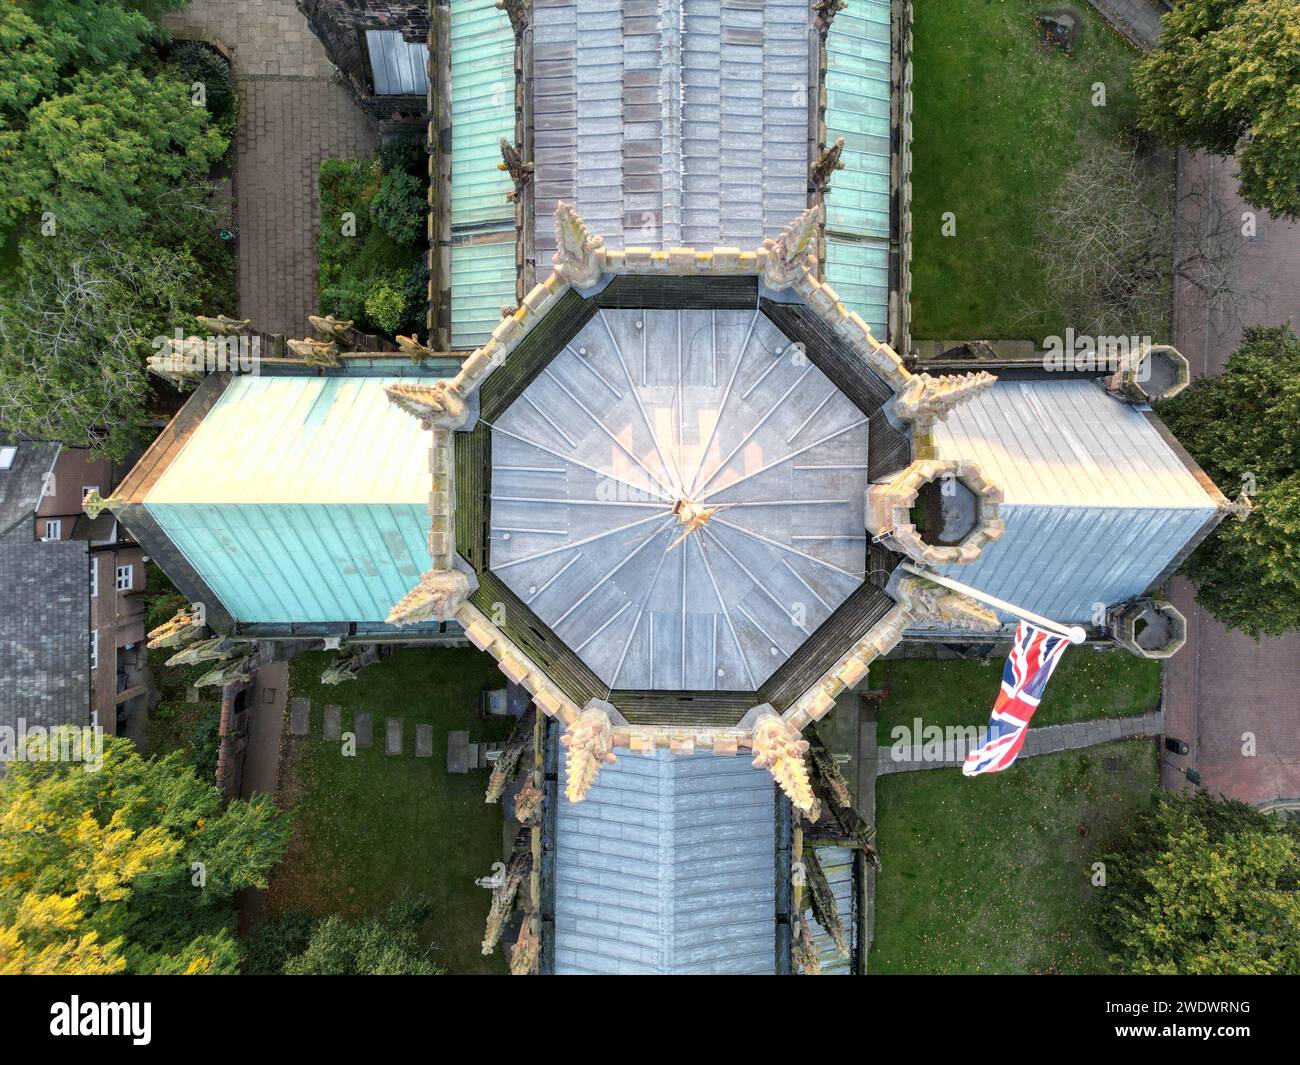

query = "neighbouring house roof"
[[532, 0, 811, 258], [0, 440, 58, 537], [553, 747, 777, 974], [0, 524, 90, 737], [823, 0, 893, 338], [931, 379, 1219, 623], [131, 376, 437, 624]]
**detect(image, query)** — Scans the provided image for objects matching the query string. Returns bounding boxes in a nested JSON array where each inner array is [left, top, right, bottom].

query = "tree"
[[1029, 145, 1255, 338], [14, 0, 187, 71], [1095, 792, 1300, 975], [0, 225, 219, 457], [281, 896, 442, 975], [1134, 0, 1300, 221], [5, 63, 227, 238], [0, 732, 291, 975], [1157, 325, 1300, 636]]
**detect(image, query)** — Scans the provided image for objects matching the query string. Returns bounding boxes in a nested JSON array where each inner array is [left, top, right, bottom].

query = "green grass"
[[910, 0, 1141, 341], [870, 738, 1157, 973], [266, 647, 515, 974], [874, 649, 1161, 742]]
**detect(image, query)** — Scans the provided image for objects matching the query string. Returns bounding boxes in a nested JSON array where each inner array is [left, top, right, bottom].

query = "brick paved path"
[[1165, 150, 1300, 805], [877, 712, 1163, 774], [165, 1, 376, 335]]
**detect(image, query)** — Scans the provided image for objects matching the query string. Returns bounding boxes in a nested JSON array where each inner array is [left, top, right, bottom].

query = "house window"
[[114, 564, 133, 591], [0, 445, 15, 469], [42, 519, 61, 541], [90, 630, 98, 671], [90, 558, 98, 598]]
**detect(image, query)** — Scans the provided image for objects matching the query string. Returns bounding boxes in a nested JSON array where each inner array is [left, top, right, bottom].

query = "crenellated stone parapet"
[[866, 457, 1004, 566], [1108, 597, 1188, 660]]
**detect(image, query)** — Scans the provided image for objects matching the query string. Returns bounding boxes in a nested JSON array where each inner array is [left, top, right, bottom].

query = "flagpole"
[[899, 562, 1088, 644]]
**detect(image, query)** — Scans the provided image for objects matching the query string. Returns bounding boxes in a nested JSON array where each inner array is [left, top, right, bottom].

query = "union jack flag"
[[963, 622, 1070, 776]]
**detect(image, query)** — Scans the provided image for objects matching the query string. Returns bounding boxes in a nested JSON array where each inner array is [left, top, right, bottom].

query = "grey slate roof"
[[0, 524, 90, 736], [554, 747, 777, 974], [532, 0, 811, 257], [0, 440, 57, 537], [931, 380, 1218, 622]]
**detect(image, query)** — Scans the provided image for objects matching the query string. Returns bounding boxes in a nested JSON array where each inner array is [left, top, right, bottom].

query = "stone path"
[[878, 712, 1163, 774], [163, 0, 376, 335], [1165, 149, 1300, 806], [1084, 0, 1165, 52]]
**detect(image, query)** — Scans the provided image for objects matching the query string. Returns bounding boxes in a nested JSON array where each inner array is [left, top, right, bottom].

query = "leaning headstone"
[[416, 724, 433, 758], [385, 718, 402, 756], [323, 705, 341, 741], [354, 711, 373, 748], [289, 697, 310, 736]]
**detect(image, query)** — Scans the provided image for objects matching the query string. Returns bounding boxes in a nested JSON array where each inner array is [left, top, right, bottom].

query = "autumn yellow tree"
[[0, 731, 290, 974]]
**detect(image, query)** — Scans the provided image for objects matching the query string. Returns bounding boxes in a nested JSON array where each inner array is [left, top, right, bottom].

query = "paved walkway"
[[878, 712, 1163, 774], [1164, 149, 1300, 806], [164, 0, 376, 335], [1084, 0, 1165, 52]]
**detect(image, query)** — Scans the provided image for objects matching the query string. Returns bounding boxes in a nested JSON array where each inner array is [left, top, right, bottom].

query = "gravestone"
[[354, 710, 373, 748], [323, 705, 341, 741], [386, 718, 403, 756], [289, 697, 310, 736], [416, 724, 433, 758]]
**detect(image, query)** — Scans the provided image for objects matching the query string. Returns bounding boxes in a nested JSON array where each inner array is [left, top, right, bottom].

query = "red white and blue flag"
[[963, 622, 1070, 777]]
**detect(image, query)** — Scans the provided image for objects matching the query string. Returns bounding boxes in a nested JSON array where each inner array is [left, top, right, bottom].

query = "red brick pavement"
[[1163, 151, 1300, 805], [166, 1, 377, 336]]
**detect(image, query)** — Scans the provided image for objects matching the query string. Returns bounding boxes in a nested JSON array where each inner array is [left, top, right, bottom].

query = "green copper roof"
[[824, 0, 892, 337], [450, 0, 516, 348], [144, 376, 436, 624]]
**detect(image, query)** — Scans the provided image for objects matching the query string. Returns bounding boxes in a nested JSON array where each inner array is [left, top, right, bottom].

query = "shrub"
[[364, 274, 408, 335], [370, 170, 426, 246]]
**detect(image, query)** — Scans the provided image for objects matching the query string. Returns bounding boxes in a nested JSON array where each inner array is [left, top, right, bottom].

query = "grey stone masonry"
[[877, 711, 1163, 774], [1084, 0, 1166, 52], [353, 710, 372, 748], [323, 704, 341, 741], [289, 697, 310, 736]]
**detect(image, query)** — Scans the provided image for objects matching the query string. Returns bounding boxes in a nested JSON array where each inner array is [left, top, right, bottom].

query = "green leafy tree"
[[1095, 792, 1300, 974], [1157, 325, 1300, 636], [1134, 0, 1300, 220], [0, 732, 291, 974], [282, 896, 442, 975], [0, 3, 57, 115], [15, 0, 187, 70], [7, 63, 227, 237]]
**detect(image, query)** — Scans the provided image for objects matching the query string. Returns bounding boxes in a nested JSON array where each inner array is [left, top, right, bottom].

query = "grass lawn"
[[874, 649, 1161, 741], [870, 738, 1157, 973], [910, 0, 1141, 341], [265, 647, 515, 974]]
